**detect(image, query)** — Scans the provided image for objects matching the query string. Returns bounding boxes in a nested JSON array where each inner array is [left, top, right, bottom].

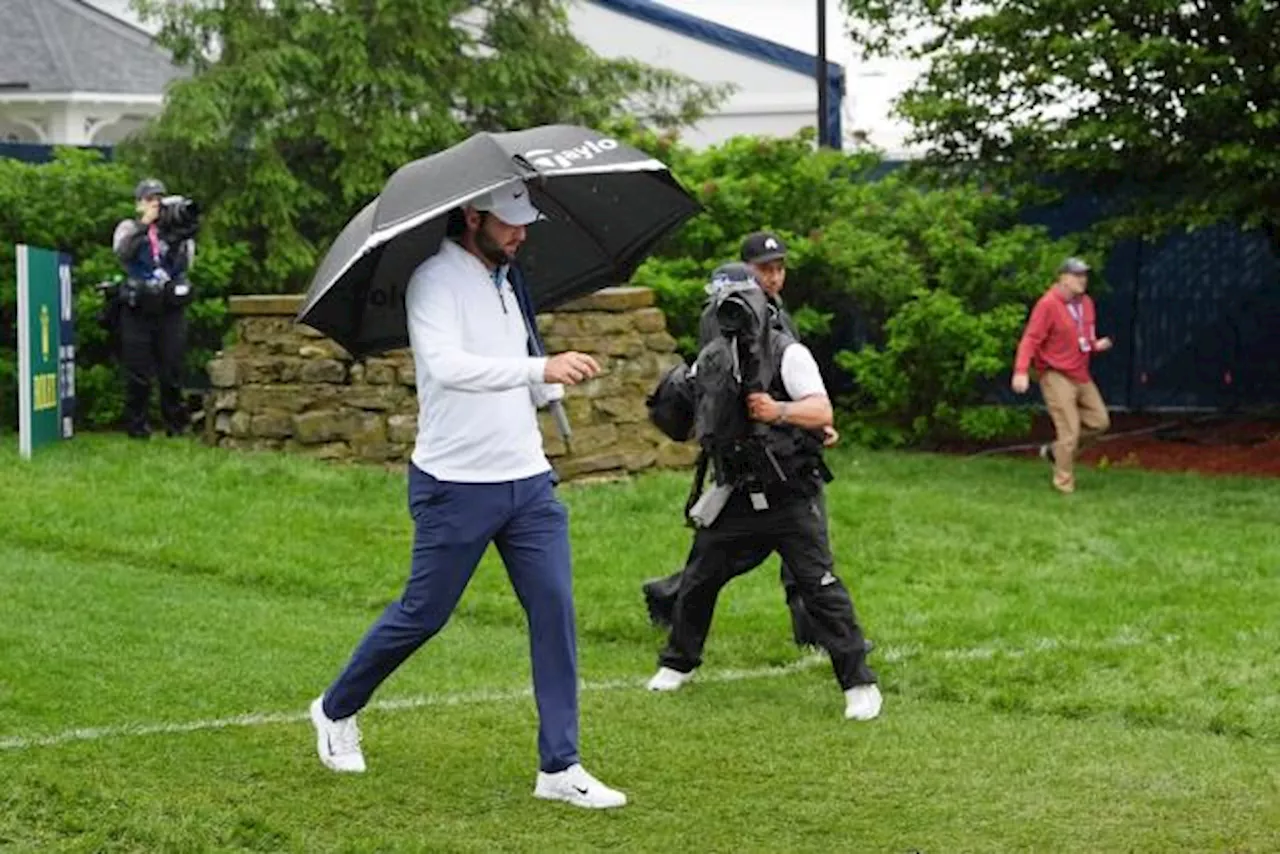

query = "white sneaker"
[[534, 763, 627, 809], [646, 666, 693, 692], [310, 696, 366, 773], [844, 684, 883, 721]]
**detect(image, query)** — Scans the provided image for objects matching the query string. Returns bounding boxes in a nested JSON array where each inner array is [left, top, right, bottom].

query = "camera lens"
[[717, 297, 753, 334]]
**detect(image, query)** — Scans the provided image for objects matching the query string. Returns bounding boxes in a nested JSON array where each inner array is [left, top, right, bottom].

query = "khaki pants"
[[1038, 370, 1110, 492]]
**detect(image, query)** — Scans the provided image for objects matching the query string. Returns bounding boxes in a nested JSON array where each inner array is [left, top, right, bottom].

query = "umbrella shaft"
[[504, 264, 574, 448]]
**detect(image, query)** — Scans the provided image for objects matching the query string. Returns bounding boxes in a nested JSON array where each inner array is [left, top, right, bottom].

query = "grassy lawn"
[[1, 435, 1277, 853]]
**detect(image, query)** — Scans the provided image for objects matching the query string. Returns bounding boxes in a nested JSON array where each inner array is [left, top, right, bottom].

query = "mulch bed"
[[948, 413, 1280, 478]]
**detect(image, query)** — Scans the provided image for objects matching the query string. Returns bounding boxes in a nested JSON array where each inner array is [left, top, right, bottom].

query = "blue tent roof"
[[590, 0, 844, 146]]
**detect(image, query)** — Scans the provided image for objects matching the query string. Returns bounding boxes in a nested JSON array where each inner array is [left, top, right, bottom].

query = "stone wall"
[[203, 288, 698, 480]]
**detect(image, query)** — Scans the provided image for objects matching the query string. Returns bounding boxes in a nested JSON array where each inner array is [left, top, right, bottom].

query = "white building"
[[0, 0, 185, 146], [567, 0, 845, 149], [2, 0, 859, 152], [624, 0, 927, 158]]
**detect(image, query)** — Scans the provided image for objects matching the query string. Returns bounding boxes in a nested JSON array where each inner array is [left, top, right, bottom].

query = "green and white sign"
[[16, 244, 75, 459]]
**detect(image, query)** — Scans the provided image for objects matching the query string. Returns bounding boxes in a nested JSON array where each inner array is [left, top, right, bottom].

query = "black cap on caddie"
[[740, 231, 787, 265]]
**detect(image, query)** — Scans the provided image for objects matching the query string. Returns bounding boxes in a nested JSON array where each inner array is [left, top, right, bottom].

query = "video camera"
[[157, 195, 201, 241], [708, 275, 789, 491], [712, 277, 779, 396]]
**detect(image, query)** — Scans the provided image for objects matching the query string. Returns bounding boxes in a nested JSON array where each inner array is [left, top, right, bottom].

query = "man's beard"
[[475, 229, 512, 267]]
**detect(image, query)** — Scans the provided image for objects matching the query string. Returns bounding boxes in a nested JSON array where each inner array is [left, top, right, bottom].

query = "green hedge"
[[4, 134, 1090, 448], [0, 149, 245, 432], [624, 129, 1087, 446]]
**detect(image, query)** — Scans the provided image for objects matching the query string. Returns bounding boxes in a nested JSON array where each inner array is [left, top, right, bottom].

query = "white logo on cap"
[[764, 238, 779, 250], [524, 138, 620, 169]]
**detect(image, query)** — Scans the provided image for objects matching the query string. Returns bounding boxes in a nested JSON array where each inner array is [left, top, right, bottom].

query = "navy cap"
[[740, 231, 787, 264], [1058, 257, 1091, 275], [135, 178, 166, 200]]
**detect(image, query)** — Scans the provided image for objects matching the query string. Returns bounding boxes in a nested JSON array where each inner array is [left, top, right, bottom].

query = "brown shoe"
[[1053, 473, 1076, 494]]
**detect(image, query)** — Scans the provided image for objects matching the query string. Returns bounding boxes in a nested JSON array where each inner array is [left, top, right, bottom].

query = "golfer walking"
[[309, 182, 627, 809]]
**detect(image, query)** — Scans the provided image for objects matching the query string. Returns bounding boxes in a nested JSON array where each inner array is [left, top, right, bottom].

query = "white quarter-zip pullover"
[[405, 239, 557, 482]]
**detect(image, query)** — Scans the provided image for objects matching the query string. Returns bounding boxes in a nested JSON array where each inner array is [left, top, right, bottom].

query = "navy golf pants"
[[322, 464, 579, 773]]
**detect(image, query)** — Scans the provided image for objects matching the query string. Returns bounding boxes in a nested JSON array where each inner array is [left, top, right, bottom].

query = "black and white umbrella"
[[296, 124, 701, 358]]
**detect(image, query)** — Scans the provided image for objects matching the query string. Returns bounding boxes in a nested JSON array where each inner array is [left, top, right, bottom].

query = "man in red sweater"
[[1012, 258, 1114, 493]]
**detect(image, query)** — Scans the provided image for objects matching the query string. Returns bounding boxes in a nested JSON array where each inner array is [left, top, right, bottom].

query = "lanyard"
[[1065, 299, 1086, 337], [147, 224, 161, 263]]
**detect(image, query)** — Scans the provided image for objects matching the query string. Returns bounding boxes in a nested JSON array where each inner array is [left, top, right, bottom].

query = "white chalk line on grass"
[[0, 656, 826, 753], [879, 631, 1170, 664], [0, 632, 1166, 753]]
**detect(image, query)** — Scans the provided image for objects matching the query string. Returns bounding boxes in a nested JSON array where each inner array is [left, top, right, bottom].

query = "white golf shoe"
[[646, 666, 693, 692], [534, 763, 627, 809], [310, 696, 367, 773], [844, 684, 884, 721]]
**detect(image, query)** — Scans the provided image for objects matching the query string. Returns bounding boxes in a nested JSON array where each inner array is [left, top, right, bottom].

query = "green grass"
[[1, 435, 1278, 853]]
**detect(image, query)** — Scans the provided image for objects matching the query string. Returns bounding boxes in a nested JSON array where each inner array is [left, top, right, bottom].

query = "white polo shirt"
[[688, 342, 828, 400], [404, 239, 557, 483], [778, 343, 827, 400]]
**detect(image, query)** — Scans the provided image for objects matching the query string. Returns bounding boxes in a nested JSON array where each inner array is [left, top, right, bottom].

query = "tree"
[[0, 149, 241, 431], [840, 0, 1280, 250], [125, 0, 726, 293], [626, 131, 1081, 446]]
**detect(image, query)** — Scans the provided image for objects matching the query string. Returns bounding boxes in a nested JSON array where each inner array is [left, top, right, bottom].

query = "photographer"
[[110, 178, 198, 439], [644, 234, 838, 648], [645, 273, 881, 722]]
